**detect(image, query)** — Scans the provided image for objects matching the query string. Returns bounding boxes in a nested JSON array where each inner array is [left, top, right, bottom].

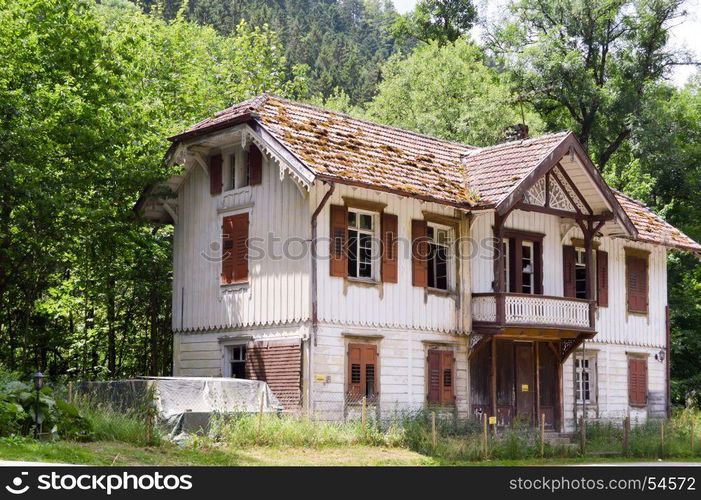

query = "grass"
[[1, 401, 699, 466]]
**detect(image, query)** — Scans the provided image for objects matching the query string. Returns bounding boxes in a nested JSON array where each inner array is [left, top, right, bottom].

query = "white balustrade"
[[472, 294, 590, 328]]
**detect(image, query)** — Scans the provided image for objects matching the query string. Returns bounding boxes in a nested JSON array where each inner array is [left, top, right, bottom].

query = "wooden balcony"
[[472, 293, 595, 333]]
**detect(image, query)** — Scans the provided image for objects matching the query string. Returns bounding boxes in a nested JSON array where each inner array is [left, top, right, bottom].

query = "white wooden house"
[[136, 94, 701, 431]]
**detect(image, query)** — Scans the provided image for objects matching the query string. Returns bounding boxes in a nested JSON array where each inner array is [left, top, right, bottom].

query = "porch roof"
[[160, 94, 701, 254]]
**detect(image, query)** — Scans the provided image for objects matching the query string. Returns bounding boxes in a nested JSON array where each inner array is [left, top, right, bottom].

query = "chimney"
[[503, 124, 529, 141]]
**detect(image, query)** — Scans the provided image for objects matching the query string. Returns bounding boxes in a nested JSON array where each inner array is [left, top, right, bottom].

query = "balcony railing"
[[472, 293, 594, 330]]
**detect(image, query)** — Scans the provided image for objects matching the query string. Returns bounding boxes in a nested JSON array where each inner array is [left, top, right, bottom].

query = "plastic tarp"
[[78, 377, 282, 437]]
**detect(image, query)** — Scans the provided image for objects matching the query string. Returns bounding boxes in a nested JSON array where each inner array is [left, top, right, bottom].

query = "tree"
[[489, 0, 689, 169], [365, 39, 542, 146], [391, 0, 477, 45]]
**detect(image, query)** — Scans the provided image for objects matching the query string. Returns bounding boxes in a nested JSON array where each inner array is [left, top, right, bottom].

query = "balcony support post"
[[578, 217, 607, 330], [493, 210, 512, 327]]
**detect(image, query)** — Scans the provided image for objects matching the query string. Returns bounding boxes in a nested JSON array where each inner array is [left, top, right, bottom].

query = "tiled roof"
[[613, 190, 701, 253], [170, 94, 701, 253], [461, 131, 571, 205]]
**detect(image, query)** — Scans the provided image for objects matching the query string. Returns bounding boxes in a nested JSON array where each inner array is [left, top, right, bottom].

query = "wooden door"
[[514, 343, 535, 424]]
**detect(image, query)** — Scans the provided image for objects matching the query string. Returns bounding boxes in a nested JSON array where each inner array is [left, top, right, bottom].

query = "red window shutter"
[[381, 213, 398, 283], [347, 343, 378, 400], [441, 350, 455, 404], [596, 250, 609, 307], [347, 344, 363, 397], [626, 255, 648, 313], [563, 245, 576, 298], [427, 350, 441, 403], [249, 144, 262, 185], [209, 154, 223, 195], [221, 216, 235, 284], [329, 205, 348, 278], [221, 213, 249, 284], [628, 358, 648, 406], [411, 220, 428, 287]]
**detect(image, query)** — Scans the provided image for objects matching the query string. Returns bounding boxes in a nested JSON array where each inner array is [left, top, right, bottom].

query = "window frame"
[[625, 249, 649, 315], [346, 342, 379, 403], [222, 341, 248, 379], [574, 352, 597, 405], [502, 229, 544, 295], [426, 222, 454, 292], [346, 208, 379, 281], [426, 347, 456, 406], [627, 355, 648, 407]]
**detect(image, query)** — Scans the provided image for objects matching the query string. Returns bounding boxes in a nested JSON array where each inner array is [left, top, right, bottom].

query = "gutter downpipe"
[[309, 181, 335, 412]]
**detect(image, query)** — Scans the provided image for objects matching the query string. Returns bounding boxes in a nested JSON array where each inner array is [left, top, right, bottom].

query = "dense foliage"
[[0, 0, 698, 403]]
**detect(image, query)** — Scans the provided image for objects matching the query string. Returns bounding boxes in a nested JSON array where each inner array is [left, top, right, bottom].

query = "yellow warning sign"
[[316, 374, 326, 381], [488, 416, 497, 425], [521, 384, 529, 392]]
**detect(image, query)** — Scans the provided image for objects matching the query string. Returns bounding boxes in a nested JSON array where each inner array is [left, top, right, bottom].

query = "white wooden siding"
[[172, 151, 311, 331], [469, 209, 668, 347], [312, 183, 470, 334]]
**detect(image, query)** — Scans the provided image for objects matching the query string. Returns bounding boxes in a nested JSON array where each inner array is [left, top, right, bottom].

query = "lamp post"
[[32, 372, 44, 439]]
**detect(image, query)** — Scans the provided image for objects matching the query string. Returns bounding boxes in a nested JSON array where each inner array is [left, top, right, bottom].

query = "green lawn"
[[1, 440, 699, 466]]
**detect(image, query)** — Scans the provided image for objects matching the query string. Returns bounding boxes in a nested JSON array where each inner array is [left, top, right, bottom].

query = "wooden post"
[[256, 391, 264, 441], [490, 338, 497, 422], [579, 416, 585, 455], [361, 396, 367, 437], [431, 411, 437, 448], [623, 417, 630, 456], [540, 413, 545, 458], [68, 381, 73, 403], [660, 420, 665, 458], [482, 413, 488, 460]]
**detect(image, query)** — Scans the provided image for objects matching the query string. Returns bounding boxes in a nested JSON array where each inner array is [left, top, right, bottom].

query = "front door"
[[514, 343, 535, 424]]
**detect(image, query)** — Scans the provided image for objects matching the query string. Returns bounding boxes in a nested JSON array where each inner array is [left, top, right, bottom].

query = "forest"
[[0, 0, 699, 404]]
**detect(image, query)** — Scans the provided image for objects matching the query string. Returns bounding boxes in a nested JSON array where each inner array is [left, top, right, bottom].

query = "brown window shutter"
[[381, 213, 398, 283], [347, 344, 363, 397], [329, 205, 348, 278], [534, 240, 543, 295], [441, 350, 455, 404], [508, 238, 517, 292], [626, 255, 648, 313], [232, 213, 249, 283], [249, 144, 263, 185], [596, 250, 609, 307], [563, 245, 576, 298], [427, 350, 440, 403], [245, 339, 302, 409], [209, 154, 223, 195], [221, 216, 235, 284], [628, 358, 648, 406], [411, 219, 428, 287], [363, 344, 378, 397]]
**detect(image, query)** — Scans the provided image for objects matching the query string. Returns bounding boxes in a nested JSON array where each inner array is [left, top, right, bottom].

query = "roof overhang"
[[494, 132, 638, 239]]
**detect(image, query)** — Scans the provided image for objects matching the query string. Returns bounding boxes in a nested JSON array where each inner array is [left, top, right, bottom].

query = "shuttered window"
[[626, 253, 648, 314], [427, 349, 455, 405], [628, 357, 648, 406], [563, 245, 576, 298], [411, 220, 428, 287], [221, 213, 249, 284], [248, 144, 263, 185], [245, 339, 302, 409], [347, 343, 378, 402], [503, 231, 543, 294], [381, 213, 398, 283], [209, 153, 223, 195]]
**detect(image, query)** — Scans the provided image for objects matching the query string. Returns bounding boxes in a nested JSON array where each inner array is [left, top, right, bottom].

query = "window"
[[575, 354, 596, 404], [427, 225, 451, 290], [503, 231, 543, 294], [427, 349, 455, 405], [347, 210, 376, 279], [626, 250, 649, 314], [347, 343, 378, 402], [221, 213, 249, 284], [628, 357, 648, 406], [229, 345, 246, 379]]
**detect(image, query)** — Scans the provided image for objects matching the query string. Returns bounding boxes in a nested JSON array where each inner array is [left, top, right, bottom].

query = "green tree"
[[365, 39, 542, 146], [490, 0, 688, 169], [391, 0, 477, 45]]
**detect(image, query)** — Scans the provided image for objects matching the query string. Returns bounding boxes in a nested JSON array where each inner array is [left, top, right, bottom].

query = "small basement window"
[[229, 345, 246, 379]]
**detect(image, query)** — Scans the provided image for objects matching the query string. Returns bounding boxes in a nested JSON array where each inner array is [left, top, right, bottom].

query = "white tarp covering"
[[78, 376, 282, 437]]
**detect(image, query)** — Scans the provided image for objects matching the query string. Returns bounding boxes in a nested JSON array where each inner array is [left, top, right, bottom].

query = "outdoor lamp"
[[655, 349, 665, 362], [32, 372, 44, 439]]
